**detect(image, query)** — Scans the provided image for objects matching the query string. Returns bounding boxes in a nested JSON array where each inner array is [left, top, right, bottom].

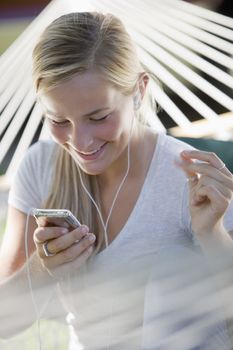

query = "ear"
[[133, 72, 150, 110], [138, 72, 149, 101]]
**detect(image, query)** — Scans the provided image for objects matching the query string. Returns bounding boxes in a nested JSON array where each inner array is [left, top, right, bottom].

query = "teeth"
[[80, 145, 102, 155]]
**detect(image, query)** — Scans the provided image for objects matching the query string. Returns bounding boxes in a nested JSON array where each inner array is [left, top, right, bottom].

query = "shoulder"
[[157, 133, 194, 158], [19, 139, 58, 171], [25, 139, 58, 159], [153, 133, 194, 177], [8, 140, 59, 212], [146, 132, 192, 191], [152, 134, 191, 215], [12, 139, 58, 186]]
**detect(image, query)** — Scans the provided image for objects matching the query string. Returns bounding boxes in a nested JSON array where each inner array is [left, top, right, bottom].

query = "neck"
[[97, 124, 155, 188]]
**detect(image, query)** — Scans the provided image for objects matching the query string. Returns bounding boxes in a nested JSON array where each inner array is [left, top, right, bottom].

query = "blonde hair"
[[32, 12, 154, 252]]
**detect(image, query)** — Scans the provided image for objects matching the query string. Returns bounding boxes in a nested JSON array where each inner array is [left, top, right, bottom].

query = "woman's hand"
[[33, 221, 96, 279], [178, 150, 233, 237]]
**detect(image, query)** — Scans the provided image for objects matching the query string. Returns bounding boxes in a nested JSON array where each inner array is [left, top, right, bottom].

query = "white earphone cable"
[[25, 208, 57, 350], [24, 113, 135, 350], [75, 115, 134, 350], [25, 208, 42, 350], [76, 115, 134, 248], [77, 139, 131, 248]]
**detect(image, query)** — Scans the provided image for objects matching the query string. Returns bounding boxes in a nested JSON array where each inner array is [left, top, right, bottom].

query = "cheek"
[[47, 124, 69, 144], [101, 123, 120, 141], [101, 113, 130, 141]]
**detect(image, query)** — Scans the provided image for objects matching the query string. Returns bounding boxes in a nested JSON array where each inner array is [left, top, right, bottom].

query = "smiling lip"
[[73, 143, 107, 161]]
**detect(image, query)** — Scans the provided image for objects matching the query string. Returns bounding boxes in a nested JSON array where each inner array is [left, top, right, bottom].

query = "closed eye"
[[91, 114, 110, 122], [47, 118, 70, 126]]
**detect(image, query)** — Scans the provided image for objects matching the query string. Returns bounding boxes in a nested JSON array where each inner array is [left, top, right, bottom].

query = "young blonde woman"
[[0, 12, 233, 349]]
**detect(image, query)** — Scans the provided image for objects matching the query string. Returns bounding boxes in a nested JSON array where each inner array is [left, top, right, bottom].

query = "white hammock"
[[0, 0, 233, 188]]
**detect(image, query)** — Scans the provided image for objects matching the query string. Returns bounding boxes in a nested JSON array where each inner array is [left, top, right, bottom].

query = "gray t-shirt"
[[8, 132, 233, 349], [8, 132, 233, 247]]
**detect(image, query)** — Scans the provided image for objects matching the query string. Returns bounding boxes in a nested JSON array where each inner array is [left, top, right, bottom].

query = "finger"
[[38, 226, 91, 256], [177, 153, 197, 178], [180, 161, 233, 191], [46, 245, 94, 279], [181, 150, 232, 176], [191, 185, 230, 212], [197, 176, 233, 201], [176, 154, 199, 189], [34, 226, 69, 244], [35, 217, 47, 227], [69, 245, 94, 270], [41, 234, 96, 268]]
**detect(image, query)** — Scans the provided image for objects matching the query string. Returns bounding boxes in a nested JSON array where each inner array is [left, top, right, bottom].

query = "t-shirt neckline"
[[97, 132, 166, 257]]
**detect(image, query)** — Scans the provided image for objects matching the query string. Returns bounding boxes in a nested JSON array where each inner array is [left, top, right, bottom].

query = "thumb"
[[36, 217, 48, 227], [179, 152, 199, 189]]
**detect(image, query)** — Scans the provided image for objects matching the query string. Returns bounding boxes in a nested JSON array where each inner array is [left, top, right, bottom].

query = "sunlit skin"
[[40, 71, 152, 184], [38, 70, 233, 266], [37, 70, 157, 256], [39, 71, 233, 237]]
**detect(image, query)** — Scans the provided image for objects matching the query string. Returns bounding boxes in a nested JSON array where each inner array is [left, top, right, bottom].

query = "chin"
[[70, 157, 104, 175], [69, 148, 110, 175], [78, 165, 104, 176]]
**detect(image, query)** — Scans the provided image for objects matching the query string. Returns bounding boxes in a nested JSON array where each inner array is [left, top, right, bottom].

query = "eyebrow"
[[45, 107, 110, 118]]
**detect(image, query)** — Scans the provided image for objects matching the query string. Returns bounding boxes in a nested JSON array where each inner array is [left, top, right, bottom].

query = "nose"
[[68, 121, 93, 151]]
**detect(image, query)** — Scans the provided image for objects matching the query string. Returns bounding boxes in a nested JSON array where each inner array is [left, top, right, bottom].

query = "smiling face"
[[40, 71, 136, 176]]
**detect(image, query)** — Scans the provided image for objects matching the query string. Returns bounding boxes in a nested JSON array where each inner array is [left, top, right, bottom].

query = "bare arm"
[[0, 206, 37, 278], [0, 205, 95, 338], [0, 206, 58, 337], [0, 251, 54, 339], [195, 228, 233, 255]]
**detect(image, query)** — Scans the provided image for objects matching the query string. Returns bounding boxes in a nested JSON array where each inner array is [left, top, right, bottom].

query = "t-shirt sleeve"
[[8, 141, 55, 214], [224, 199, 233, 234]]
